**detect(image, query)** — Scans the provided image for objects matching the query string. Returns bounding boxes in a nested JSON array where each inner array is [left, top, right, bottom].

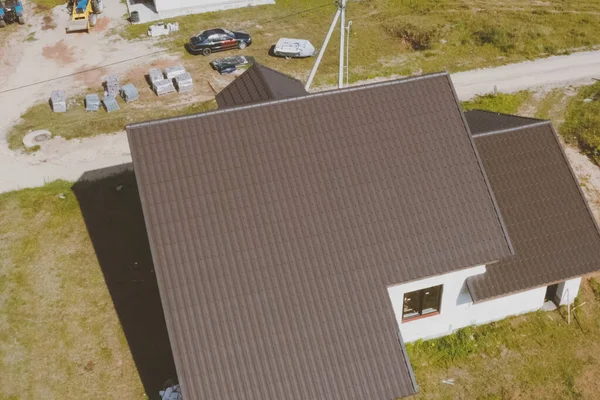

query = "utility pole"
[[346, 20, 352, 86], [338, 0, 347, 88], [305, 0, 347, 91]]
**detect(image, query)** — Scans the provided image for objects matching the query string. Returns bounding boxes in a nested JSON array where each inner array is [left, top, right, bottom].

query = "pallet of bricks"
[[149, 65, 193, 95], [50, 90, 67, 113]]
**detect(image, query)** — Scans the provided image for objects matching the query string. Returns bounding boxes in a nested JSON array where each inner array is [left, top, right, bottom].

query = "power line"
[[0, 49, 170, 95], [0, 2, 334, 95]]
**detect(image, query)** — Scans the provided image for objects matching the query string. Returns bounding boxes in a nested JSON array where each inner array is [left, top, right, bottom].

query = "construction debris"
[[148, 68, 164, 86], [120, 83, 139, 103], [160, 384, 182, 400], [103, 95, 120, 112], [104, 75, 120, 97], [50, 90, 67, 113], [175, 73, 193, 93], [85, 94, 101, 112], [165, 65, 186, 80], [153, 79, 176, 96], [148, 22, 179, 37]]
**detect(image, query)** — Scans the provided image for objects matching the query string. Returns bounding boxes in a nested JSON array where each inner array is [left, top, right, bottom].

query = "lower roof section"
[[465, 110, 600, 301]]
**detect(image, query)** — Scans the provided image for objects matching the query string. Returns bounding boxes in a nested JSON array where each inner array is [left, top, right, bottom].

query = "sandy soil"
[[0, 0, 165, 191]]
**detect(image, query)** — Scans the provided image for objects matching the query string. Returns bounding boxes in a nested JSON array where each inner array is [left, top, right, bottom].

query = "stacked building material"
[[85, 94, 101, 112], [50, 90, 67, 113], [153, 79, 176, 96], [120, 83, 139, 103], [105, 75, 120, 97], [165, 65, 186, 80], [175, 73, 193, 93], [148, 68, 163, 86], [103, 95, 120, 112]]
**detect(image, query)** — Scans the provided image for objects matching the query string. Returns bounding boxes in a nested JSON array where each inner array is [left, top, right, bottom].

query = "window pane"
[[402, 291, 420, 319], [422, 285, 442, 315]]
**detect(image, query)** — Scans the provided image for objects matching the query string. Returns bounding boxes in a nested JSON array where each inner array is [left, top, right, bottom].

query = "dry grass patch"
[[0, 181, 146, 399]]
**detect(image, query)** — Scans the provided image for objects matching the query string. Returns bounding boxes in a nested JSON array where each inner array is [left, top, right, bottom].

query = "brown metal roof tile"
[[466, 110, 600, 301], [127, 73, 512, 400], [215, 63, 307, 108]]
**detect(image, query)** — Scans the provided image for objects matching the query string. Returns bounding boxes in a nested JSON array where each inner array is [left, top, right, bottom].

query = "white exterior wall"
[[556, 277, 582, 305], [153, 0, 273, 13], [388, 265, 554, 342]]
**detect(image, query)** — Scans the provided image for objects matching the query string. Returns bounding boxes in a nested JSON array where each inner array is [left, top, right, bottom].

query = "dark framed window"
[[402, 285, 443, 321]]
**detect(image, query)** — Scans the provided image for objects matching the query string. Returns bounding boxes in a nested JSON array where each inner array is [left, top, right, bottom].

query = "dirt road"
[[452, 49, 600, 99], [1, 7, 600, 192]]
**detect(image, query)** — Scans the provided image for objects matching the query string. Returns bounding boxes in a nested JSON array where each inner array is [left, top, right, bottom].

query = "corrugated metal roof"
[[466, 110, 600, 301], [464, 109, 543, 135], [216, 63, 307, 108], [127, 73, 513, 400]]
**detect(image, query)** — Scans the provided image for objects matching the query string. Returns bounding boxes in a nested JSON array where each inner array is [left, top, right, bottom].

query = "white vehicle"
[[272, 38, 316, 58]]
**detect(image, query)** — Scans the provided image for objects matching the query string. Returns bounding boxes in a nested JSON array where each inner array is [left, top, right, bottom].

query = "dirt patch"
[[41, 16, 57, 31], [94, 17, 111, 33], [42, 40, 76, 66], [74, 65, 107, 87], [150, 58, 177, 69]]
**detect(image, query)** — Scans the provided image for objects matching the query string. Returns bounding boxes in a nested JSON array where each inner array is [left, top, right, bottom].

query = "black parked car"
[[186, 28, 252, 56]]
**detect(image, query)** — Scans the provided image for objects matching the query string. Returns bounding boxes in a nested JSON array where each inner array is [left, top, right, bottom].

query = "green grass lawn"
[[462, 91, 531, 115], [118, 0, 600, 86], [28, 0, 66, 11], [561, 82, 600, 164], [0, 181, 146, 399]]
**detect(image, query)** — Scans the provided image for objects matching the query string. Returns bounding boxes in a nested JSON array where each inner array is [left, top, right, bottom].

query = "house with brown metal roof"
[[126, 70, 600, 399]]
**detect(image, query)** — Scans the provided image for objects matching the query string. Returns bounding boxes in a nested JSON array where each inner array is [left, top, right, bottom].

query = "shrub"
[[385, 22, 438, 50], [561, 82, 600, 162], [473, 25, 516, 53]]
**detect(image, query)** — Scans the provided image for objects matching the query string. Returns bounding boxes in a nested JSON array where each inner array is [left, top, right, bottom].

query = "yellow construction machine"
[[67, 0, 99, 33]]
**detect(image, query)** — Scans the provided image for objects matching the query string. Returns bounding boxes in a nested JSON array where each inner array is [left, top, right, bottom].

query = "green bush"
[[385, 21, 438, 50], [473, 25, 516, 53], [561, 82, 600, 163]]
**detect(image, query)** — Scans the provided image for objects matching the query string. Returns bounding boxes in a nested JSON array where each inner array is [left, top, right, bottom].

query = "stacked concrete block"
[[153, 79, 176, 96], [120, 83, 139, 103], [148, 68, 164, 86], [85, 94, 101, 112], [105, 75, 120, 97], [175, 73, 193, 93], [50, 90, 67, 113], [103, 95, 120, 112], [165, 65, 186, 80]]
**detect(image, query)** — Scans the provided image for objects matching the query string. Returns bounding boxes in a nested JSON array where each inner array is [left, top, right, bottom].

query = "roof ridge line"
[[214, 62, 258, 98], [471, 120, 551, 138], [253, 63, 276, 99], [445, 74, 516, 257], [127, 71, 450, 130]]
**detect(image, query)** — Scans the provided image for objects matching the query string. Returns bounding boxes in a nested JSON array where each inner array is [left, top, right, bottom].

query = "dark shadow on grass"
[[72, 164, 176, 399]]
